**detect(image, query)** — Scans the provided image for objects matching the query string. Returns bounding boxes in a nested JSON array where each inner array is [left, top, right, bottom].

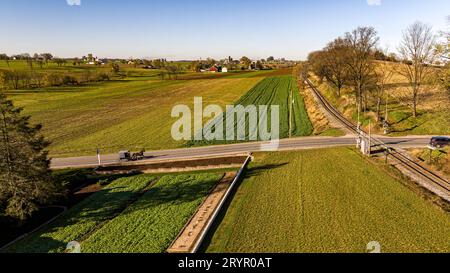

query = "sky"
[[0, 0, 449, 60]]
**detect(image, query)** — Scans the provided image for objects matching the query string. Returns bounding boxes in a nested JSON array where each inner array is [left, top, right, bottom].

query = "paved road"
[[51, 135, 433, 169]]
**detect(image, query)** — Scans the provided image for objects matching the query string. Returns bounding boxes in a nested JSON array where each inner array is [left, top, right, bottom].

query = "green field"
[[206, 148, 450, 253], [6, 172, 222, 253], [5, 67, 267, 157], [5, 175, 155, 253], [189, 75, 313, 146], [81, 173, 221, 253]]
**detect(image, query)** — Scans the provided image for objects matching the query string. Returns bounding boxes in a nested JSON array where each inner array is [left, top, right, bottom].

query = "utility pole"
[[385, 97, 388, 122], [97, 148, 101, 166], [289, 86, 293, 138], [357, 101, 361, 133], [368, 120, 371, 156]]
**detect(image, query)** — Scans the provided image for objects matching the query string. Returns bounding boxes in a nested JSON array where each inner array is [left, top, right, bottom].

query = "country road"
[[51, 134, 434, 169]]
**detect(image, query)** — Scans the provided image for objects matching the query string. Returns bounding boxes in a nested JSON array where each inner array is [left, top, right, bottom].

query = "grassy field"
[[206, 148, 450, 253], [5, 67, 267, 157], [5, 172, 223, 253], [189, 75, 313, 146], [311, 61, 450, 136], [5, 175, 155, 253]]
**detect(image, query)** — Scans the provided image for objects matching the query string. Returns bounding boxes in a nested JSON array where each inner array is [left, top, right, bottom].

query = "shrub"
[[43, 73, 62, 86], [96, 73, 110, 82], [62, 75, 79, 86]]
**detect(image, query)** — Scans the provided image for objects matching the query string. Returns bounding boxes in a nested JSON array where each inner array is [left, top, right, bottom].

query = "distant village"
[[0, 52, 297, 72]]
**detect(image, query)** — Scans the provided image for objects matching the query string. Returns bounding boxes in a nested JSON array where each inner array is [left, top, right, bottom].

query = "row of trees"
[[0, 70, 112, 90], [307, 21, 444, 120]]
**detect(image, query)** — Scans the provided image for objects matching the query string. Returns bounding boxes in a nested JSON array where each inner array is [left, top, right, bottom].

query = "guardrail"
[[190, 154, 252, 253]]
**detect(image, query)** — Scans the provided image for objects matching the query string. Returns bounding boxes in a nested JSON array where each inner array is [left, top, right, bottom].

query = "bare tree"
[[397, 21, 437, 117], [344, 27, 379, 115], [322, 38, 351, 97], [373, 60, 394, 122]]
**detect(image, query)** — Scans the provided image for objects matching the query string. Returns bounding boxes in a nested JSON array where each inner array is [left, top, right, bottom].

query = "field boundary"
[[166, 172, 234, 253], [167, 154, 252, 253]]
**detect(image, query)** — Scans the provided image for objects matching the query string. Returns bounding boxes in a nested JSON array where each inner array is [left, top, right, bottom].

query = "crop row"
[[80, 173, 222, 253], [6, 175, 155, 253], [189, 75, 312, 146]]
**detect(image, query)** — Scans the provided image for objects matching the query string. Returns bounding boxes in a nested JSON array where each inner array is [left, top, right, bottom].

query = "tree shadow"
[[3, 177, 149, 253], [385, 82, 411, 89]]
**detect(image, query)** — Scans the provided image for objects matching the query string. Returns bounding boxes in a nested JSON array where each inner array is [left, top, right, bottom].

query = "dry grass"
[[409, 147, 450, 177], [312, 61, 450, 135]]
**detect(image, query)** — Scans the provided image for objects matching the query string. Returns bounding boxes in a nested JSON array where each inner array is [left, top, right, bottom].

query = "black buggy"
[[119, 149, 146, 162]]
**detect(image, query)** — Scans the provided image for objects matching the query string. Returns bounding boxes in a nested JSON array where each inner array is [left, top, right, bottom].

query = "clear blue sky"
[[1, 0, 448, 60]]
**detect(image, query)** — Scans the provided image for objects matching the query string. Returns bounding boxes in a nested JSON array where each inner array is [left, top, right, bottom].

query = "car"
[[429, 136, 450, 148]]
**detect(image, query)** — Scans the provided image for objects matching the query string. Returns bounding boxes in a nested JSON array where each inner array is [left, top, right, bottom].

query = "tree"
[[26, 58, 34, 70], [4, 70, 23, 90], [437, 16, 450, 91], [165, 64, 181, 80], [36, 59, 44, 69], [397, 22, 437, 117], [322, 38, 351, 96], [41, 53, 53, 64], [152, 59, 165, 69], [190, 61, 203, 72], [111, 62, 120, 74], [255, 60, 264, 70], [240, 56, 252, 68], [43, 73, 62, 86], [373, 58, 394, 122], [73, 57, 81, 66], [307, 51, 328, 82], [0, 93, 58, 221], [267, 56, 275, 62], [293, 62, 310, 90], [0, 71, 7, 90], [344, 26, 379, 115], [54, 58, 67, 67]]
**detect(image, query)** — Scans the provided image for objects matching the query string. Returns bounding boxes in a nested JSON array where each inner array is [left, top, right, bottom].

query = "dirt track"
[[167, 172, 236, 253]]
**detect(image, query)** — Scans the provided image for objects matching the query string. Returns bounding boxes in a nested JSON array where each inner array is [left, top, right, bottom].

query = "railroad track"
[[305, 78, 450, 194]]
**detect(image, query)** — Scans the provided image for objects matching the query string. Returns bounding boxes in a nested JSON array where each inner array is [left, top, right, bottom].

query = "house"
[[222, 67, 228, 73], [209, 66, 219, 73]]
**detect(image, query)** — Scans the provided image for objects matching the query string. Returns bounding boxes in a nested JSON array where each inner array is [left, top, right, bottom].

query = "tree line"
[[306, 21, 448, 122]]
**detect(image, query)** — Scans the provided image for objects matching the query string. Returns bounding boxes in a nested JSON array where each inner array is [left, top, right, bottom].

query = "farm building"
[[222, 67, 228, 73]]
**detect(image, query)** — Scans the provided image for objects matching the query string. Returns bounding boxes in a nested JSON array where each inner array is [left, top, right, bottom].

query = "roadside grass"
[[205, 148, 450, 253], [189, 75, 313, 146], [4, 175, 155, 253], [80, 173, 222, 253], [316, 128, 346, 137], [6, 72, 265, 157], [409, 146, 450, 176]]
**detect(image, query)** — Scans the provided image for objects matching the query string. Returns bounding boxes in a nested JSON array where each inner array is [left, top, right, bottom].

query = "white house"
[[222, 67, 228, 73]]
